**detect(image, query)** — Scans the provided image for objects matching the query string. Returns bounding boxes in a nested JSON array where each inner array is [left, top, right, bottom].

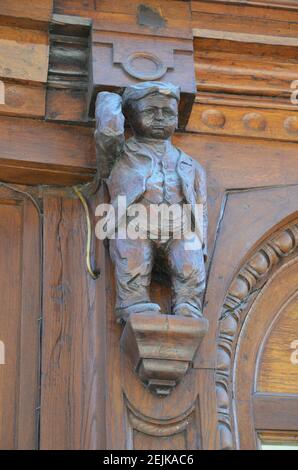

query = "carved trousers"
[[109, 236, 206, 322]]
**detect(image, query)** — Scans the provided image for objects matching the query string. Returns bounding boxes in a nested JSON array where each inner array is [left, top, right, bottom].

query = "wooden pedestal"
[[121, 312, 209, 397]]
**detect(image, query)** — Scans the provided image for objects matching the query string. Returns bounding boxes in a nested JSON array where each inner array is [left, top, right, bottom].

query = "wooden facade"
[[0, 0, 297, 450]]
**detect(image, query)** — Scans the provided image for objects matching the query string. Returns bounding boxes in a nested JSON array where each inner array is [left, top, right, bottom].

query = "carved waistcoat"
[[142, 141, 184, 205]]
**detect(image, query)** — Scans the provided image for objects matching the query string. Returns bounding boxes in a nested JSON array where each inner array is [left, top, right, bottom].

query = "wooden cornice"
[[0, 0, 297, 186], [192, 0, 298, 11], [191, 19, 298, 141], [191, 1, 298, 38]]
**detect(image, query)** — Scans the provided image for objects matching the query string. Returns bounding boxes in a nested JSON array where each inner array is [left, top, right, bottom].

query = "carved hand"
[[94, 92, 125, 179]]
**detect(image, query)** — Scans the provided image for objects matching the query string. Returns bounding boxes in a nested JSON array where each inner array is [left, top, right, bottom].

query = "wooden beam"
[[254, 393, 298, 431], [0, 116, 96, 185], [191, 1, 298, 38], [193, 28, 298, 46], [0, 26, 49, 84], [0, 0, 53, 30], [0, 25, 49, 119], [193, 0, 298, 11]]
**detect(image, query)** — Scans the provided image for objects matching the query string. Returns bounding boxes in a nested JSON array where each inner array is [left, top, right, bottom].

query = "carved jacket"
[[106, 137, 208, 257]]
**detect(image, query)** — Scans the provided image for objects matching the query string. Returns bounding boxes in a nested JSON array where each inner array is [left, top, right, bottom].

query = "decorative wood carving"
[[52, 1, 198, 127], [122, 52, 167, 81], [95, 81, 209, 393], [216, 221, 298, 449], [89, 34, 196, 128], [284, 116, 298, 135], [188, 104, 298, 142], [190, 22, 298, 141], [121, 313, 208, 396], [46, 14, 91, 122], [124, 397, 200, 449]]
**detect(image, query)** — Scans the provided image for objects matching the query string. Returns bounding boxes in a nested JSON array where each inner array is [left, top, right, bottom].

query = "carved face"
[[127, 94, 178, 140]]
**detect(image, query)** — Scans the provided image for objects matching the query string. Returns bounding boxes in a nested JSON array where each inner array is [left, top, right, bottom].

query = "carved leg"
[[109, 238, 160, 322], [167, 238, 206, 317]]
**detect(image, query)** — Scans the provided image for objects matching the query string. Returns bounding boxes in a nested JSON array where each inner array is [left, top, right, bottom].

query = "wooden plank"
[[54, 0, 192, 39], [0, 26, 49, 84], [254, 393, 298, 431], [40, 193, 106, 449], [193, 28, 298, 46], [195, 0, 298, 10], [0, 116, 96, 185], [0, 81, 45, 118], [0, 0, 53, 30], [191, 1, 298, 38], [46, 88, 87, 122]]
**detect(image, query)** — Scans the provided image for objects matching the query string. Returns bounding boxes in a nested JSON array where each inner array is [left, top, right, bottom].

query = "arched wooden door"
[[217, 220, 298, 449]]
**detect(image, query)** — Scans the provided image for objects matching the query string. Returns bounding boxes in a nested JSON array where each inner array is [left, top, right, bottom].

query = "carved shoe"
[[116, 302, 161, 324], [173, 303, 203, 319]]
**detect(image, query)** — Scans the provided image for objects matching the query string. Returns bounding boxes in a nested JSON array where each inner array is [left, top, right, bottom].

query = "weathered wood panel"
[[40, 193, 106, 449], [0, 185, 41, 449], [0, 26, 48, 83], [0, 0, 53, 30], [0, 116, 96, 185]]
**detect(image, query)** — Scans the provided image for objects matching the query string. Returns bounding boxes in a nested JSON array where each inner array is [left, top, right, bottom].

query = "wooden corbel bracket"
[[121, 312, 209, 397]]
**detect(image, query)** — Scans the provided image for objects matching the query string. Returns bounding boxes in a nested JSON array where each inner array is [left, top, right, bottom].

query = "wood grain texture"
[[254, 393, 298, 431], [46, 88, 88, 122], [2, 0, 297, 451], [258, 294, 298, 394], [193, 36, 298, 99], [191, 1, 298, 38], [54, 0, 193, 39], [0, 82, 45, 118], [195, 0, 298, 10], [0, 116, 96, 185], [0, 185, 41, 449], [40, 192, 106, 449], [121, 313, 208, 396], [0, 26, 49, 84], [0, 0, 53, 30], [0, 24, 49, 119]]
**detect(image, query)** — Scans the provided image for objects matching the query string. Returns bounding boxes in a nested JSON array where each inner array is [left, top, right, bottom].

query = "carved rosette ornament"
[[216, 221, 298, 449]]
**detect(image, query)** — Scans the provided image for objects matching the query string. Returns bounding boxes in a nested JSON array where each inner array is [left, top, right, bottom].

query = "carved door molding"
[[216, 218, 298, 449]]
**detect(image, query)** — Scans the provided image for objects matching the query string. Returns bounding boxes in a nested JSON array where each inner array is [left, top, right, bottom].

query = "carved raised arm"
[[94, 92, 125, 180]]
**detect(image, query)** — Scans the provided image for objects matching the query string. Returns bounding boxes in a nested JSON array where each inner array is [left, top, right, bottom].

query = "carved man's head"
[[123, 82, 180, 140]]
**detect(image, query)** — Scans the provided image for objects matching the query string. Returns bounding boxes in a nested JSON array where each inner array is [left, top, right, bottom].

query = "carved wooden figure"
[[95, 82, 209, 395]]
